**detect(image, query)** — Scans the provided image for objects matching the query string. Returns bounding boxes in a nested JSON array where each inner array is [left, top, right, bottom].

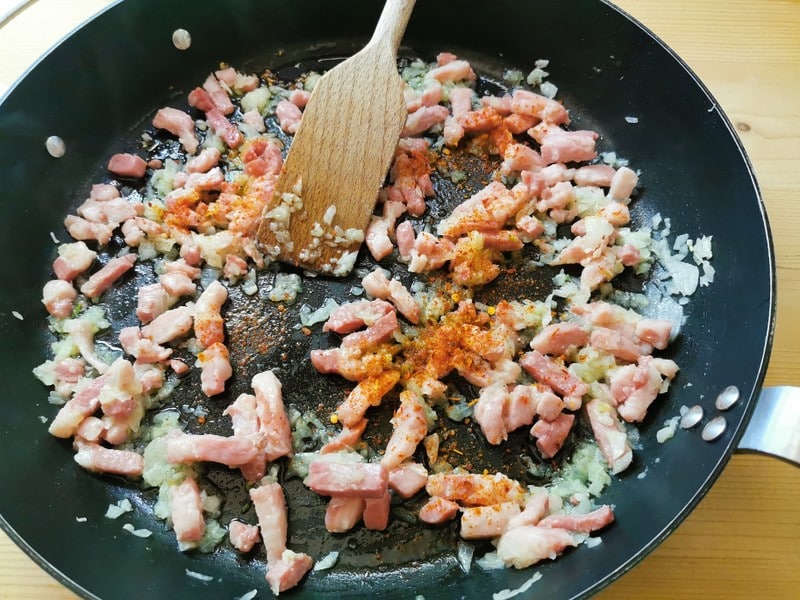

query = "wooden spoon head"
[[257, 47, 407, 276]]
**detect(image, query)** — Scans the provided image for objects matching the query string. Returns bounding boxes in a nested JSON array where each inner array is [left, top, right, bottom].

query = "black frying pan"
[[0, 1, 774, 599]]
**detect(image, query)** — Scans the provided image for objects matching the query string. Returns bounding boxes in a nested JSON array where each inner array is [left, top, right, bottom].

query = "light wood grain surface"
[[1, 1, 798, 598]]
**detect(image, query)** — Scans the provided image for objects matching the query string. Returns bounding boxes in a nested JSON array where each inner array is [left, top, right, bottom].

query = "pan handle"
[[736, 386, 800, 466]]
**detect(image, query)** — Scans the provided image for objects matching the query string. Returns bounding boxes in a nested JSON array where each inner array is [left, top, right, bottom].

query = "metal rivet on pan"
[[172, 28, 192, 50], [701, 415, 727, 442], [680, 404, 704, 429], [715, 385, 740, 411], [45, 135, 65, 158]]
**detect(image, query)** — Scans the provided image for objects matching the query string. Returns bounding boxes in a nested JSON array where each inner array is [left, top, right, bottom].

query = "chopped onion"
[[656, 416, 681, 443], [493, 572, 543, 599], [457, 541, 474, 573], [105, 498, 133, 519], [299, 297, 339, 327], [185, 569, 214, 582], [313, 551, 339, 571], [122, 523, 153, 538]]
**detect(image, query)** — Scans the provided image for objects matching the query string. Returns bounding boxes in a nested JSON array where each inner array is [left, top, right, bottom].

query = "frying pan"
[[0, 0, 786, 598]]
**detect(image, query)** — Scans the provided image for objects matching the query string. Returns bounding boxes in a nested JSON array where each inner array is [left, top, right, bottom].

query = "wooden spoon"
[[256, 0, 416, 276]]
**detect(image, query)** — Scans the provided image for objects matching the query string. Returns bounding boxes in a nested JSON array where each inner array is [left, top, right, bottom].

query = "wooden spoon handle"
[[368, 0, 416, 54]]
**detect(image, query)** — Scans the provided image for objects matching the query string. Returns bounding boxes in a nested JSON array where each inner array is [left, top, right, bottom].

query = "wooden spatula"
[[257, 0, 416, 276]]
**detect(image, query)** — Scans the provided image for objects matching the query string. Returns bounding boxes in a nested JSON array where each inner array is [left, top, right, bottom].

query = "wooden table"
[[1, 1, 798, 598]]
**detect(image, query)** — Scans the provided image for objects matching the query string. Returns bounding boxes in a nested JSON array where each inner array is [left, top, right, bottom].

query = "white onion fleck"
[[45, 135, 65, 158], [312, 550, 339, 571], [457, 541, 474, 573], [122, 523, 153, 538], [172, 28, 192, 50], [185, 569, 213, 582]]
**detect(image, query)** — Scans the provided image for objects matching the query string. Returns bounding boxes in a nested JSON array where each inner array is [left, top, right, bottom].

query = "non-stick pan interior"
[[0, 1, 773, 599]]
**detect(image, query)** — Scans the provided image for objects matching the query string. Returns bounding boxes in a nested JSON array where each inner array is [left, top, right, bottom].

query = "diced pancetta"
[[197, 342, 232, 397], [42, 279, 77, 318], [250, 370, 294, 461], [473, 382, 509, 445], [387, 462, 428, 499], [436, 181, 527, 238], [118, 326, 172, 363], [336, 369, 400, 428], [64, 215, 115, 245], [495, 525, 578, 569], [339, 310, 398, 351], [275, 99, 303, 134], [585, 399, 632, 474], [141, 305, 194, 345], [634, 318, 673, 350], [136, 283, 173, 324], [425, 472, 525, 507], [73, 439, 144, 477], [107, 153, 147, 178], [152, 107, 199, 155], [202, 73, 235, 115], [538, 505, 614, 533], [573, 164, 616, 187], [608, 166, 638, 200], [49, 375, 108, 438], [249, 481, 313, 594], [361, 269, 420, 324], [363, 491, 391, 531], [610, 356, 672, 422], [229, 520, 261, 553], [194, 280, 228, 349], [401, 105, 449, 137], [456, 106, 504, 134], [306, 461, 388, 499], [320, 418, 368, 454], [186, 147, 221, 173], [166, 430, 259, 467], [189, 88, 242, 148], [324, 496, 365, 533], [428, 59, 476, 83], [532, 126, 598, 165], [266, 551, 315, 596], [530, 412, 575, 458], [323, 299, 394, 334], [460, 502, 522, 540], [250, 481, 288, 563], [380, 390, 428, 470], [501, 142, 544, 174], [79, 254, 137, 299], [589, 327, 651, 362], [507, 493, 550, 529], [53, 241, 97, 281], [530, 322, 589, 356], [62, 317, 110, 374], [365, 200, 407, 262], [171, 476, 205, 546], [418, 496, 460, 525], [511, 89, 570, 125], [520, 350, 589, 398]]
